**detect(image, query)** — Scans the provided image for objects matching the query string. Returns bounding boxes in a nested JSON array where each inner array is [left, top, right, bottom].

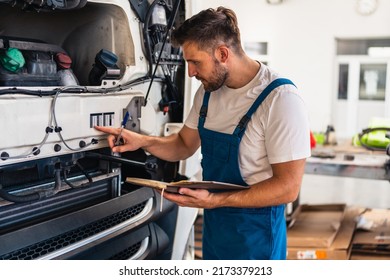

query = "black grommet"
[[79, 141, 86, 148], [32, 147, 40, 156], [1, 152, 9, 161], [54, 144, 62, 152]]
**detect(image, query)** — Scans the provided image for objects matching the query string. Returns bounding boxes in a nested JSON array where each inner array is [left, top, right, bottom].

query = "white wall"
[[190, 0, 390, 133]]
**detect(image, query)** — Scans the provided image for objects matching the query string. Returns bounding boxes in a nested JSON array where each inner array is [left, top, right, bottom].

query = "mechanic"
[[95, 6, 311, 260]]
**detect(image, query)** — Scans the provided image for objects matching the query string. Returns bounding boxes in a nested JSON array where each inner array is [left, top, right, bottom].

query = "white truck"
[[0, 0, 199, 260]]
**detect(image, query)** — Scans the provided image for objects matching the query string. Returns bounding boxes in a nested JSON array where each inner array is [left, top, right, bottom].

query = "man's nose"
[[188, 64, 197, 77]]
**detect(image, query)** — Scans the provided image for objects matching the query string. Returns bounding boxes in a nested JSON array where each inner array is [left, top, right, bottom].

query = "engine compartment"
[[0, 2, 134, 86]]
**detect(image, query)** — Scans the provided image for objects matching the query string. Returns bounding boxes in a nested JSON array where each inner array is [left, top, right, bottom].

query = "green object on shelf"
[[313, 133, 325, 145], [353, 118, 390, 150]]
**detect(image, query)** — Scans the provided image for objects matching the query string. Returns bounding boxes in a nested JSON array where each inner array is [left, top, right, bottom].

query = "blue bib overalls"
[[198, 78, 295, 260]]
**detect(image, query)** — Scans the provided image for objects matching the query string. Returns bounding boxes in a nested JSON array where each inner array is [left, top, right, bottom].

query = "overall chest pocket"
[[201, 136, 232, 162], [199, 127, 241, 162]]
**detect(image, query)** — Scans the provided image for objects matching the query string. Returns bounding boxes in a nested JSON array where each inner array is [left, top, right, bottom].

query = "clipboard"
[[125, 177, 249, 193]]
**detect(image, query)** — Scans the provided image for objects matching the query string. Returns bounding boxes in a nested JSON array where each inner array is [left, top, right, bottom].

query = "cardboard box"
[[287, 204, 359, 260], [350, 253, 390, 260], [351, 229, 390, 259], [287, 204, 346, 248], [351, 208, 390, 259]]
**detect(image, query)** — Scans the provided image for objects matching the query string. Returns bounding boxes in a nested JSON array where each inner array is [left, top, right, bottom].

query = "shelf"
[[305, 143, 390, 180]]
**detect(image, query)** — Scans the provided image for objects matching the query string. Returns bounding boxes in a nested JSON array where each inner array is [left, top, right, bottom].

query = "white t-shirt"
[[184, 62, 311, 185]]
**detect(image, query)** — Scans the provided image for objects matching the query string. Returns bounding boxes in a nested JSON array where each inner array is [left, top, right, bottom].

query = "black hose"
[[63, 169, 76, 188], [76, 161, 93, 183], [0, 184, 40, 203], [143, 0, 182, 105], [0, 75, 165, 97], [0, 169, 62, 203], [143, 0, 161, 77], [358, 127, 390, 151]]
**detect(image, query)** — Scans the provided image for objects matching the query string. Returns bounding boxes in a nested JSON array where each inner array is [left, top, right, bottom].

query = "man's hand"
[[161, 188, 218, 209], [94, 125, 145, 153], [95, 124, 201, 162]]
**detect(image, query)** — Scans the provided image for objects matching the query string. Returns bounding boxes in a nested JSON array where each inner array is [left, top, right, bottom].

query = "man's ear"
[[216, 45, 229, 63]]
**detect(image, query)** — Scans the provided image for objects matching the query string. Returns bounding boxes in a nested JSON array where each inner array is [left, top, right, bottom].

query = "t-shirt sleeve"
[[184, 86, 204, 130], [265, 89, 311, 164]]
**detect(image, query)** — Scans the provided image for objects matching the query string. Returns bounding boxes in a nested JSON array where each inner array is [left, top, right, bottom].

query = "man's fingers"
[[107, 135, 117, 148], [111, 144, 127, 153], [94, 125, 120, 135], [177, 187, 201, 197], [95, 126, 137, 153], [95, 126, 122, 149]]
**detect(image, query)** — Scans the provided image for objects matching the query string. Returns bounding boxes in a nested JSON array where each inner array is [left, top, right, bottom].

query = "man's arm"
[[94, 124, 201, 162], [219, 158, 306, 207], [162, 158, 306, 209]]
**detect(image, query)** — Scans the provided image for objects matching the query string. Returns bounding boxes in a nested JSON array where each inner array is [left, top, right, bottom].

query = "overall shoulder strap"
[[198, 91, 211, 129], [233, 78, 296, 137]]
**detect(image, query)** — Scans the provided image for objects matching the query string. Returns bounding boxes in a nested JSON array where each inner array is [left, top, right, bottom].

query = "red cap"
[[55, 53, 72, 69]]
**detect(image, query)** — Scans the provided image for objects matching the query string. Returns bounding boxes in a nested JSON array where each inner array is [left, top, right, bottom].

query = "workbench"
[[305, 141, 390, 181]]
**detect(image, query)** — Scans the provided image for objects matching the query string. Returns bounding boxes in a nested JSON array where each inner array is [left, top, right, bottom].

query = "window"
[[338, 64, 349, 100], [359, 63, 387, 101], [333, 38, 390, 138]]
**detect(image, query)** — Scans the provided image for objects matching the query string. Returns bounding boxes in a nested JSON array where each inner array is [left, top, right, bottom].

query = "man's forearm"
[[212, 159, 305, 208], [141, 133, 194, 162], [215, 178, 297, 208], [141, 125, 201, 162]]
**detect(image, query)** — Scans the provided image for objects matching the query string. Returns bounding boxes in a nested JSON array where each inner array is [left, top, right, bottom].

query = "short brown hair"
[[171, 7, 243, 55]]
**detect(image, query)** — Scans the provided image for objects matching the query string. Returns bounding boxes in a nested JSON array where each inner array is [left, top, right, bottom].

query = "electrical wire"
[[0, 75, 165, 96], [0, 7, 175, 161], [51, 90, 95, 152], [0, 75, 167, 161], [0, 96, 55, 160], [143, 0, 182, 106], [0, 86, 88, 160], [143, 0, 162, 77]]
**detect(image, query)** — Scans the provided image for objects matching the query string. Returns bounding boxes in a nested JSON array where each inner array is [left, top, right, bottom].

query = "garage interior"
[[187, 0, 390, 261], [1, 0, 390, 263]]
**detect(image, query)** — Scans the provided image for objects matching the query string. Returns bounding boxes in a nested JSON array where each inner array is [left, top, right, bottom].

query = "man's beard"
[[199, 60, 228, 92]]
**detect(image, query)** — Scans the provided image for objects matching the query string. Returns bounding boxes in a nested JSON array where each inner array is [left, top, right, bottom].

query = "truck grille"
[[109, 242, 143, 260], [0, 201, 147, 260]]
